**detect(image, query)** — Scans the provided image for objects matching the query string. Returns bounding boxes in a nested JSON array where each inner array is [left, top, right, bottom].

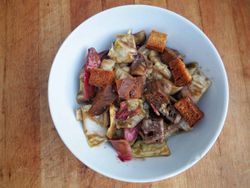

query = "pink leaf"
[[124, 123, 140, 142], [85, 48, 101, 70], [116, 102, 142, 120], [150, 102, 160, 116], [110, 140, 132, 162], [81, 48, 101, 100], [83, 71, 95, 99]]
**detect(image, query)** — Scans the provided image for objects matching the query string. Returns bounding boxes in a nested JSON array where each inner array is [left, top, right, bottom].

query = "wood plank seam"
[[197, 0, 204, 30], [230, 2, 250, 110], [165, 0, 168, 7], [0, 0, 7, 186]]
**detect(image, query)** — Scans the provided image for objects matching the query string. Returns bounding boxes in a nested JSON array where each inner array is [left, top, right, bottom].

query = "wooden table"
[[1, 0, 250, 187]]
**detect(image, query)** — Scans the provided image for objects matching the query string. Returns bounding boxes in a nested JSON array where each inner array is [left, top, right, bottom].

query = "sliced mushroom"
[[130, 54, 146, 76], [133, 30, 146, 46]]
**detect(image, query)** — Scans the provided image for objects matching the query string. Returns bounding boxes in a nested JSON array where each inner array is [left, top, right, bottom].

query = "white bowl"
[[48, 5, 229, 183]]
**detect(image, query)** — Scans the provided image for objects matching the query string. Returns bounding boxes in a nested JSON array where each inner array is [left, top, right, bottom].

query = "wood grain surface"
[[0, 0, 250, 187]]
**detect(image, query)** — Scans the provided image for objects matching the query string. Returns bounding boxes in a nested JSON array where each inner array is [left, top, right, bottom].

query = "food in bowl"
[[76, 30, 211, 161]]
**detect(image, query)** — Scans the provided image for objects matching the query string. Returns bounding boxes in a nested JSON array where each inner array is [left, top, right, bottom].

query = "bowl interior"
[[48, 5, 228, 182]]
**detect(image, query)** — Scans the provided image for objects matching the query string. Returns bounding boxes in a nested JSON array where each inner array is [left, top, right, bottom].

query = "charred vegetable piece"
[[130, 54, 146, 76], [144, 91, 181, 124], [169, 58, 192, 87], [86, 134, 107, 147], [110, 140, 132, 161], [144, 91, 168, 116], [114, 64, 132, 79], [100, 59, 115, 71], [187, 68, 211, 103], [148, 50, 161, 63], [140, 118, 165, 144], [108, 32, 137, 63], [148, 50, 172, 79], [78, 105, 109, 127], [178, 119, 192, 131], [159, 103, 182, 124], [147, 79, 182, 96], [177, 67, 211, 104], [116, 101, 134, 120], [138, 45, 150, 59], [133, 30, 146, 46], [91, 110, 109, 128], [89, 85, 116, 116], [174, 97, 204, 127], [118, 113, 145, 128], [161, 48, 177, 64], [115, 100, 144, 121], [116, 78, 135, 99], [153, 61, 172, 79], [132, 140, 170, 158], [112, 129, 124, 139], [130, 76, 145, 99], [116, 76, 144, 99], [116, 99, 146, 128]]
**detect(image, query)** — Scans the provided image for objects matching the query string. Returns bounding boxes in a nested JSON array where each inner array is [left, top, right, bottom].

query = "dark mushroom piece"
[[133, 30, 146, 46], [88, 85, 116, 116], [130, 54, 146, 76]]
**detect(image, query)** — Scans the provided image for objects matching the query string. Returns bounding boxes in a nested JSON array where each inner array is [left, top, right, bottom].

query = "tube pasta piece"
[[106, 105, 117, 139], [138, 45, 150, 57], [153, 62, 171, 79], [100, 59, 116, 71], [114, 64, 132, 79], [132, 140, 171, 158], [188, 68, 212, 103], [86, 134, 107, 147], [148, 50, 161, 63], [80, 105, 107, 147]]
